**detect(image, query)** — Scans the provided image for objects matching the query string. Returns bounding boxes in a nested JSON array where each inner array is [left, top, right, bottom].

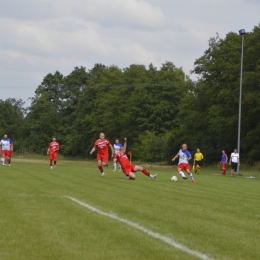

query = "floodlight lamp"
[[239, 29, 246, 36]]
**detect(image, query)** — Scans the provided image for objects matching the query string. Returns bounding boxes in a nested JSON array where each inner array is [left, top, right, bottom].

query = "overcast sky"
[[0, 0, 259, 106]]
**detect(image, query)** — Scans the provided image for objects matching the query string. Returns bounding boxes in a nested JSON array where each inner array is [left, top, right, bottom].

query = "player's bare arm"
[[172, 154, 179, 161], [109, 144, 114, 158], [188, 156, 192, 161], [47, 148, 50, 155], [123, 138, 127, 149], [90, 147, 96, 155]]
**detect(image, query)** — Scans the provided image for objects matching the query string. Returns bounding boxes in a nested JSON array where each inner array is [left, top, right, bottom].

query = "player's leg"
[[53, 153, 57, 168], [186, 168, 196, 183], [222, 163, 225, 175], [2, 151, 6, 166], [127, 172, 136, 180], [133, 165, 157, 179], [231, 163, 234, 177], [49, 153, 53, 169], [101, 154, 109, 167], [4, 152, 10, 165], [97, 159, 105, 176], [234, 163, 238, 177], [8, 151, 11, 166], [118, 162, 121, 171], [113, 157, 117, 172], [196, 162, 201, 174], [177, 165, 188, 179]]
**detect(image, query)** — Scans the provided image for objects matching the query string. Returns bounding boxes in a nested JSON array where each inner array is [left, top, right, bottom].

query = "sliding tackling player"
[[114, 138, 157, 180]]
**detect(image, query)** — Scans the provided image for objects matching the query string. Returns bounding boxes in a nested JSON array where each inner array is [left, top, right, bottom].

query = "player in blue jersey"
[[113, 139, 122, 172], [172, 144, 195, 183], [0, 134, 13, 166]]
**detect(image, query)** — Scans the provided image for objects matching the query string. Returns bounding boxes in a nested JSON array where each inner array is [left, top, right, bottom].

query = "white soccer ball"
[[171, 176, 178, 182]]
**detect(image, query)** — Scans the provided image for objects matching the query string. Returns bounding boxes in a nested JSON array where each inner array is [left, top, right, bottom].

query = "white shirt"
[[178, 149, 191, 164], [230, 152, 239, 163], [114, 143, 122, 153]]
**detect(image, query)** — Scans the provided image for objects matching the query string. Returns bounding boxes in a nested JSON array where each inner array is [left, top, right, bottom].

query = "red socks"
[[98, 166, 103, 173], [142, 169, 150, 176]]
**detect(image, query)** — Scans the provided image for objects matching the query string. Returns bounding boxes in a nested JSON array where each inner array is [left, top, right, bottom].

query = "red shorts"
[[177, 163, 190, 171], [221, 163, 227, 168], [122, 164, 136, 175], [1, 150, 11, 157], [49, 152, 58, 161], [97, 153, 108, 163]]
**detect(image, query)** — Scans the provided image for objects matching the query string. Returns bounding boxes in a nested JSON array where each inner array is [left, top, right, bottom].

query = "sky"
[[0, 0, 259, 106]]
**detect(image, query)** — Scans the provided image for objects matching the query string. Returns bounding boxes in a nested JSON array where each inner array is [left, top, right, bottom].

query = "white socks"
[[113, 162, 116, 170], [179, 171, 185, 178]]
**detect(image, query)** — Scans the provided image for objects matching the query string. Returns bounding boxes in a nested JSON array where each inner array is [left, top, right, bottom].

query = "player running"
[[47, 137, 60, 169], [0, 134, 13, 166], [113, 139, 122, 172], [90, 133, 114, 176], [172, 144, 196, 183], [220, 150, 228, 176], [114, 138, 157, 180], [194, 148, 204, 174]]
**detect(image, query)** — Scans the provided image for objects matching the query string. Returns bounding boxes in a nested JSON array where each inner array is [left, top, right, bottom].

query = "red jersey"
[[49, 142, 60, 153], [94, 139, 110, 154], [115, 151, 130, 169]]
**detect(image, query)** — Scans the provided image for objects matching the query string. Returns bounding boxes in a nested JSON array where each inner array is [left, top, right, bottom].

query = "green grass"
[[0, 158, 259, 260]]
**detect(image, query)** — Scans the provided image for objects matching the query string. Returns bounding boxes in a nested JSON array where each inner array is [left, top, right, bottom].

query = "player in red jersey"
[[90, 133, 114, 176], [115, 138, 157, 180], [47, 137, 60, 169]]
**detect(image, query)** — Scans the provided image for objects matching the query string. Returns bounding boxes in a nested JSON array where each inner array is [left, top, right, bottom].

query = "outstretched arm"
[[172, 153, 179, 161], [123, 138, 127, 150]]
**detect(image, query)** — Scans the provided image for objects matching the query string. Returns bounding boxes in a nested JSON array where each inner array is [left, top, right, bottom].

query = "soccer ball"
[[171, 176, 178, 182]]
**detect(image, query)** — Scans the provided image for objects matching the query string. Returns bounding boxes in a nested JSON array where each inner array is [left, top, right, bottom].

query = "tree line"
[[2, 24, 260, 164]]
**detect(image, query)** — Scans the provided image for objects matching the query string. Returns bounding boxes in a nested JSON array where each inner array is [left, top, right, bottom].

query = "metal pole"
[[237, 34, 244, 175]]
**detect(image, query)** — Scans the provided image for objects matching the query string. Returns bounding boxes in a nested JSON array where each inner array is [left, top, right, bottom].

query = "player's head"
[[182, 144, 187, 151], [197, 148, 200, 153], [222, 150, 225, 154], [52, 136, 56, 142], [3, 134, 7, 139], [115, 138, 119, 144], [120, 146, 126, 153], [100, 133, 105, 140], [234, 148, 237, 153]]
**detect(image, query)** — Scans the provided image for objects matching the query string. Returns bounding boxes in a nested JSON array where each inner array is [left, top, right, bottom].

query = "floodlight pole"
[[237, 29, 245, 175]]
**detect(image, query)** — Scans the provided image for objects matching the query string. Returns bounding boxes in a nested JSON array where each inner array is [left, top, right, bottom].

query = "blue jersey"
[[221, 153, 228, 163]]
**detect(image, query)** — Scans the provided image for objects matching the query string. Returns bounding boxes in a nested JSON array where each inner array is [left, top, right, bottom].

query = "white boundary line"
[[64, 196, 215, 260]]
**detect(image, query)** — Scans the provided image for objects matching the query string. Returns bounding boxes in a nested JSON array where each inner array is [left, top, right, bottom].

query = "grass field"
[[0, 158, 259, 260]]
